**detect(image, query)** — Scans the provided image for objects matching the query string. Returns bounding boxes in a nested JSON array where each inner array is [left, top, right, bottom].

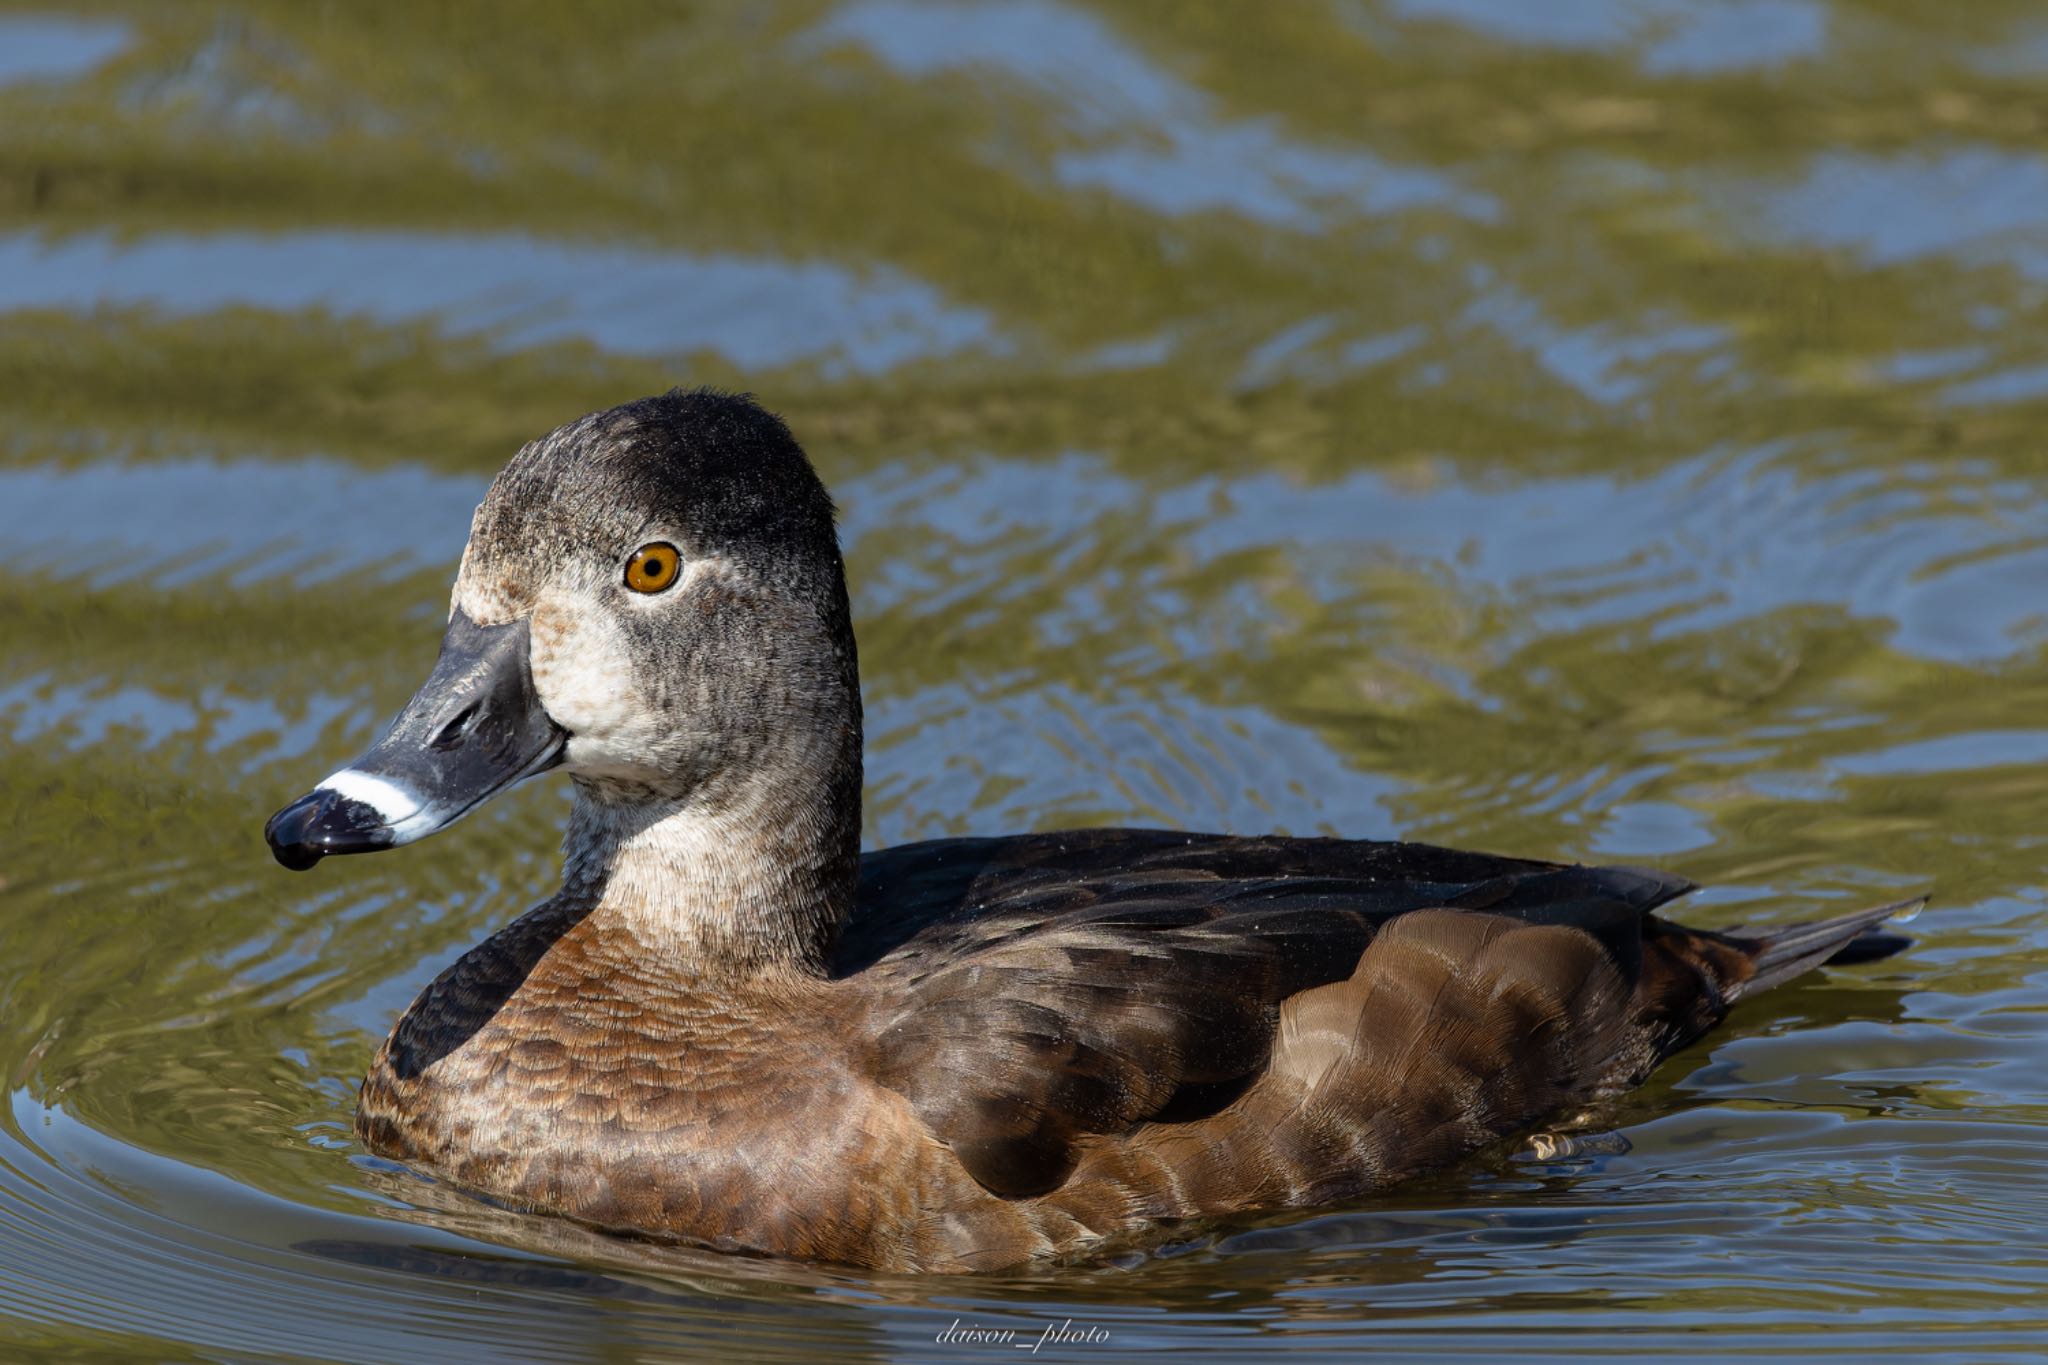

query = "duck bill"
[[264, 608, 567, 871]]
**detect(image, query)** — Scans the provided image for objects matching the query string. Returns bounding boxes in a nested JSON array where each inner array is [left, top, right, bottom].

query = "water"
[[3, 1, 2047, 1358]]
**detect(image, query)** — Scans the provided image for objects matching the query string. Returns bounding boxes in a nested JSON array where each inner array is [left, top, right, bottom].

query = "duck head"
[[264, 390, 862, 904]]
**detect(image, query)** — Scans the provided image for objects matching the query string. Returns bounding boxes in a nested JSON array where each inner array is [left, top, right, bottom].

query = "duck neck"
[[560, 737, 862, 979]]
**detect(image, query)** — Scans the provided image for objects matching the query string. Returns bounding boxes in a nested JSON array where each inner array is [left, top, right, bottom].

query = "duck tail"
[[1726, 896, 1923, 1002]]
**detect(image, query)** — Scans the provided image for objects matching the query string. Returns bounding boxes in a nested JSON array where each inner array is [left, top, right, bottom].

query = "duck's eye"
[[624, 542, 682, 594]]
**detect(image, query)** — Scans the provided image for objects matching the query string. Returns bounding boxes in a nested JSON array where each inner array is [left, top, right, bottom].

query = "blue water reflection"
[[812, 0, 1496, 225], [0, 456, 481, 588], [0, 230, 1002, 371], [0, 15, 131, 89], [1381, 0, 1827, 74]]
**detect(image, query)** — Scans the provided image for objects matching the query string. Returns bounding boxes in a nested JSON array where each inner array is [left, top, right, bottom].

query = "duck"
[[264, 388, 1916, 1273]]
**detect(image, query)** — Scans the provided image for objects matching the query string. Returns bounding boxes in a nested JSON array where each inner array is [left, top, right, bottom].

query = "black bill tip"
[[264, 789, 394, 871]]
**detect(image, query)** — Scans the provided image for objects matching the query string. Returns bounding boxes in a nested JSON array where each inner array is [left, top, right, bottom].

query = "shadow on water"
[[6, 0, 2048, 1359]]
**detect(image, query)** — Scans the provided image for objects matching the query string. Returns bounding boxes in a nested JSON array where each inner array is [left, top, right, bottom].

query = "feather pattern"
[[358, 826, 1916, 1270]]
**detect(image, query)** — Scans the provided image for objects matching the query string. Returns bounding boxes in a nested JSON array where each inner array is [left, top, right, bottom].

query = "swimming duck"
[[265, 389, 1914, 1273]]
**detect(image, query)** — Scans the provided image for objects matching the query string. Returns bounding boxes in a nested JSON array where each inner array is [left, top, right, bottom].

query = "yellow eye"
[[624, 542, 681, 593]]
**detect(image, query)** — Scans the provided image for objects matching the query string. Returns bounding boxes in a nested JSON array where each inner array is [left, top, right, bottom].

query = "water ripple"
[[0, 231, 1004, 373]]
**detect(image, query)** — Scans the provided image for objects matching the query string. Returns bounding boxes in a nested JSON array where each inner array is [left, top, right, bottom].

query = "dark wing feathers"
[[850, 830, 1689, 1198], [870, 894, 1362, 1196]]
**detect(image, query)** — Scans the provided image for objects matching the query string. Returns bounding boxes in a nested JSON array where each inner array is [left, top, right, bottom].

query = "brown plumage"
[[266, 390, 1917, 1273]]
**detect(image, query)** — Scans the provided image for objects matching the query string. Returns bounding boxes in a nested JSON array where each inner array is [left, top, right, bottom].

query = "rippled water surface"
[[5, 1, 2048, 1359]]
